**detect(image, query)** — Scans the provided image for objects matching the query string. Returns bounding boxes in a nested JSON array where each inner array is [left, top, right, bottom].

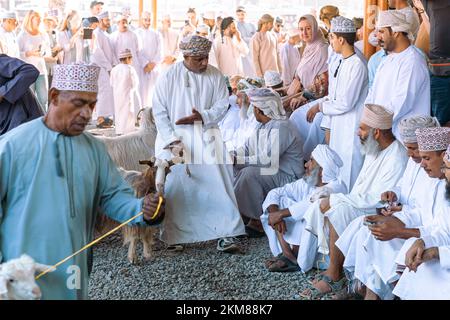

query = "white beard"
[[303, 166, 320, 188], [360, 131, 381, 156]]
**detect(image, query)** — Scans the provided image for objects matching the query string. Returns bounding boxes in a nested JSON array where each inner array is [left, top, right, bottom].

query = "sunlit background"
[[0, 0, 365, 29]]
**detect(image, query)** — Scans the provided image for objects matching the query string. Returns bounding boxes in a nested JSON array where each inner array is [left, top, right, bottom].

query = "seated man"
[[0, 64, 164, 300], [226, 77, 264, 152], [233, 88, 305, 237], [261, 144, 347, 272], [300, 104, 409, 299], [393, 145, 450, 300], [336, 118, 445, 300], [218, 76, 241, 145], [264, 70, 285, 93]]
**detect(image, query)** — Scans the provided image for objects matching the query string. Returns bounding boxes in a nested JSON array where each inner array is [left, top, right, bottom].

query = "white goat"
[[0, 255, 53, 300], [96, 108, 157, 172]]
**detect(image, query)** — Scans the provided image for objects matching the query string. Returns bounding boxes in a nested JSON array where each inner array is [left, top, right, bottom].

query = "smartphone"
[[185, 20, 190, 26], [83, 28, 93, 40]]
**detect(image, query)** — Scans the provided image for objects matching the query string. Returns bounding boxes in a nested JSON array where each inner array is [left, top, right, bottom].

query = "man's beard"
[[360, 130, 381, 156], [304, 166, 320, 188], [445, 181, 450, 202]]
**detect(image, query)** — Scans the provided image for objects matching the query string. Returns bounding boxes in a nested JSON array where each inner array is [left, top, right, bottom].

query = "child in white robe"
[[110, 49, 141, 135]]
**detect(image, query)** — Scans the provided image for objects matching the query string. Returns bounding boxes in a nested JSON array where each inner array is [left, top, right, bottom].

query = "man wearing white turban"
[[0, 11, 20, 58], [335, 116, 443, 300], [365, 10, 430, 139], [300, 104, 409, 299], [233, 88, 305, 237], [260, 145, 347, 272]]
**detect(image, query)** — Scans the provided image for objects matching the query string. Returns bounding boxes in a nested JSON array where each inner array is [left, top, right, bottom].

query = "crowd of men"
[[1, 0, 450, 300]]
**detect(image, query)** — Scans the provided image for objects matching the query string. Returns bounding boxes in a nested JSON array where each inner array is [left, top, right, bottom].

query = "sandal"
[[264, 253, 284, 269], [268, 255, 300, 273], [300, 275, 347, 300], [166, 245, 184, 252]]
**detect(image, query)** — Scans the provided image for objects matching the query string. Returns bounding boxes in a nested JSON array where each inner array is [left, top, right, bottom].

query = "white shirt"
[[0, 26, 20, 58], [365, 46, 430, 138], [213, 35, 249, 77], [17, 31, 50, 75]]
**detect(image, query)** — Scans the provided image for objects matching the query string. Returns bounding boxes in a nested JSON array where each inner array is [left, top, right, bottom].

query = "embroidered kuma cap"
[[51, 63, 100, 93]]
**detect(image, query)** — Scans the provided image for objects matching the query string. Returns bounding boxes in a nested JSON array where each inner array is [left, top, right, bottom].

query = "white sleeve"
[[152, 74, 179, 148], [322, 61, 367, 116], [438, 246, 450, 270], [198, 73, 229, 126]]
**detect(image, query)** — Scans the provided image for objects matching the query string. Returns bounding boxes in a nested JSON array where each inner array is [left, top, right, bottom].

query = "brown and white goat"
[[96, 158, 180, 264]]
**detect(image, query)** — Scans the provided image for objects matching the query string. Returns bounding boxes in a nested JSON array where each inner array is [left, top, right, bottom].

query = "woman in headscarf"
[[287, 14, 329, 111], [213, 17, 249, 76], [18, 10, 55, 111]]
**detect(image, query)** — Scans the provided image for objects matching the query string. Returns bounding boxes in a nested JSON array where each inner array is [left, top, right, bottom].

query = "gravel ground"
[[88, 233, 323, 300]]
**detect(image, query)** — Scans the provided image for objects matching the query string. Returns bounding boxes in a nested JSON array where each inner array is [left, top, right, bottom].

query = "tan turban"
[[377, 10, 411, 34], [361, 104, 394, 130]]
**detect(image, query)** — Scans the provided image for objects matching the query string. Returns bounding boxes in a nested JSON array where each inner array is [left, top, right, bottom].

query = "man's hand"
[[235, 29, 242, 42], [268, 209, 289, 228], [144, 62, 156, 73], [380, 204, 403, 217], [142, 193, 165, 224], [166, 140, 184, 157], [320, 197, 331, 214], [381, 191, 398, 203], [274, 221, 287, 234], [367, 215, 405, 241], [405, 239, 426, 272], [306, 104, 320, 123], [289, 96, 307, 111], [175, 108, 203, 125]]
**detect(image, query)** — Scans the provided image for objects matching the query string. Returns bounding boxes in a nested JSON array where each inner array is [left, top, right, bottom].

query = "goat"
[[96, 158, 179, 264], [0, 255, 53, 300], [95, 108, 157, 172]]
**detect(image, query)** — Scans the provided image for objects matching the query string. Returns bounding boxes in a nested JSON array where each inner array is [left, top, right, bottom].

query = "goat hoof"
[[128, 256, 139, 265]]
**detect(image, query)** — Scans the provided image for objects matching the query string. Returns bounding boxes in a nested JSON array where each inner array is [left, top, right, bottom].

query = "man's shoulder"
[[0, 118, 44, 145]]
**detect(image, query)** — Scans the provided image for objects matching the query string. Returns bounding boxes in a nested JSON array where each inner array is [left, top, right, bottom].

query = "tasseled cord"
[[185, 70, 190, 88], [54, 134, 64, 177]]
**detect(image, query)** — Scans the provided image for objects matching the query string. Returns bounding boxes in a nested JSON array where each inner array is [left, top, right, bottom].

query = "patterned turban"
[[118, 48, 132, 59], [179, 35, 212, 57], [416, 127, 450, 152], [52, 63, 100, 93], [399, 116, 440, 144], [237, 77, 265, 91], [445, 145, 450, 163], [247, 88, 286, 120], [264, 71, 283, 87], [331, 16, 356, 33]]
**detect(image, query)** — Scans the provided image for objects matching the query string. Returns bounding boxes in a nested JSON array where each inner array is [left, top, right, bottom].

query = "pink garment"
[[295, 14, 328, 88]]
